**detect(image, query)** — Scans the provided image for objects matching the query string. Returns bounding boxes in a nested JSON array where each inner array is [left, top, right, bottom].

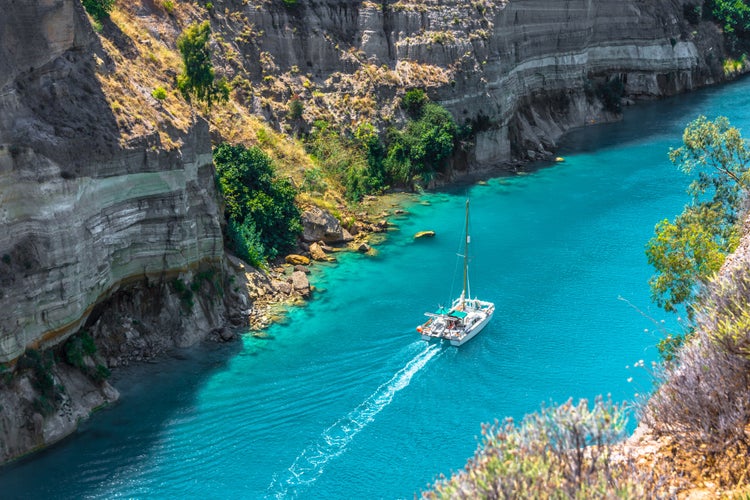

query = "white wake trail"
[[267, 343, 440, 498]]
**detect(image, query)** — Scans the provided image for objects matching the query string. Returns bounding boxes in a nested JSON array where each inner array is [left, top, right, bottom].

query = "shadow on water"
[[560, 75, 750, 155], [0, 339, 243, 499]]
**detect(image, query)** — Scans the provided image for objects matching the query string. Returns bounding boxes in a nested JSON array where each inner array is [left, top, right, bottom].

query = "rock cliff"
[[222, 0, 725, 165], [0, 1, 228, 363]]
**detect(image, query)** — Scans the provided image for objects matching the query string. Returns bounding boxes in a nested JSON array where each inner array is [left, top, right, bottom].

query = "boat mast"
[[462, 199, 469, 307]]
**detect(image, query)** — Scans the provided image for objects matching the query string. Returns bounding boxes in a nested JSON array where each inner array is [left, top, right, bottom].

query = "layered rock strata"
[[230, 0, 726, 165], [0, 1, 228, 363]]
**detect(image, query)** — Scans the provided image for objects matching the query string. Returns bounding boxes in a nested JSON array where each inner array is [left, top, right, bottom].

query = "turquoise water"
[[4, 76, 750, 498]]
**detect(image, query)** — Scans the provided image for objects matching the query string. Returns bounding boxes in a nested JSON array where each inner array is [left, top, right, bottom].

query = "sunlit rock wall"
[[233, 0, 723, 165], [0, 1, 225, 362]]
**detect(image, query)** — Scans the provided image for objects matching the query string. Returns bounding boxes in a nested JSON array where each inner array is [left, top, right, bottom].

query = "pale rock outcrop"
[[301, 206, 354, 243], [291, 271, 310, 296], [309, 242, 329, 261]]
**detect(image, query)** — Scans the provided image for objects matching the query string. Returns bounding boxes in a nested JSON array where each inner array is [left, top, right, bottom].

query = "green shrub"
[[82, 0, 114, 21], [301, 167, 328, 193], [226, 218, 265, 267], [706, 0, 750, 52], [214, 143, 301, 263], [401, 88, 427, 116], [161, 0, 175, 14], [93, 364, 111, 382], [307, 123, 384, 201], [18, 348, 59, 415], [288, 97, 304, 120], [384, 102, 457, 186], [171, 278, 195, 312], [151, 86, 168, 100], [177, 21, 230, 108], [596, 76, 624, 113], [425, 397, 655, 498]]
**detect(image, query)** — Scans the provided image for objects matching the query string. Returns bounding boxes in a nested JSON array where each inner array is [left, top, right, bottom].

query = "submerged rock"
[[285, 254, 311, 266], [414, 230, 436, 239]]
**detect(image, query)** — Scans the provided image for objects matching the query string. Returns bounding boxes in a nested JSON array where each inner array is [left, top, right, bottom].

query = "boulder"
[[285, 254, 311, 266], [357, 243, 371, 253], [291, 271, 310, 296], [309, 242, 328, 261], [301, 206, 353, 243], [273, 280, 292, 295], [414, 230, 436, 239], [294, 265, 310, 274]]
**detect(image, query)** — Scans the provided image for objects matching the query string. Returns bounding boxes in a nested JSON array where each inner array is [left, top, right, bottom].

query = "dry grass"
[[642, 265, 750, 491]]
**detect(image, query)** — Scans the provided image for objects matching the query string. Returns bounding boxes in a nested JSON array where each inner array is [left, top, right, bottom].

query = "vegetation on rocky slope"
[[214, 142, 301, 266]]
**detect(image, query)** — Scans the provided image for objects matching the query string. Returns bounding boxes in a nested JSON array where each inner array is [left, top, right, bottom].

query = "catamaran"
[[417, 199, 495, 346]]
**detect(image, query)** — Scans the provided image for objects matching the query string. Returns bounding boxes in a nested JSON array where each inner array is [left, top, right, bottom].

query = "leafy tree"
[[646, 116, 749, 312], [307, 122, 384, 201], [176, 21, 229, 108], [705, 0, 750, 52], [646, 203, 736, 312], [82, 0, 115, 21], [401, 88, 427, 117], [384, 102, 458, 186], [214, 143, 301, 264], [288, 96, 303, 120]]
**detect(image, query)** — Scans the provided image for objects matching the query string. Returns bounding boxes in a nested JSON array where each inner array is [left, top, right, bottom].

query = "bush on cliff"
[[425, 397, 661, 498], [214, 143, 301, 265], [307, 121, 385, 202], [646, 116, 748, 315], [643, 265, 750, 488], [384, 102, 458, 187], [82, 0, 114, 21], [177, 21, 230, 108], [305, 94, 459, 196], [706, 0, 750, 52]]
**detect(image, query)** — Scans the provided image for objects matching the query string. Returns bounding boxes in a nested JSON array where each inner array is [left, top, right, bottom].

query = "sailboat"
[[417, 199, 495, 346]]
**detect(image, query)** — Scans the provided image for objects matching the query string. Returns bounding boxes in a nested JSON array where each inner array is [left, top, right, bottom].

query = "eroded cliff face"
[[0, 1, 229, 364], [0, 0, 251, 464], [222, 0, 725, 166]]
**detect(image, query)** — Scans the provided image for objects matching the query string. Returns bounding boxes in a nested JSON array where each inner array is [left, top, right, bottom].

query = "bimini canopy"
[[435, 307, 468, 319]]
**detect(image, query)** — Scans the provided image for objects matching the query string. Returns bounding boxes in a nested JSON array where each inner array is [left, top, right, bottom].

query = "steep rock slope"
[[222, 0, 724, 165], [0, 1, 228, 364]]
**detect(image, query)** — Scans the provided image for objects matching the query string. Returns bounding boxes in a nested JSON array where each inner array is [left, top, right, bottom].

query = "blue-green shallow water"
[[4, 76, 750, 499]]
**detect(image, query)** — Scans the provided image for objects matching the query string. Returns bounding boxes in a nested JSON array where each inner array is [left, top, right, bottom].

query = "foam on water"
[[267, 343, 441, 498]]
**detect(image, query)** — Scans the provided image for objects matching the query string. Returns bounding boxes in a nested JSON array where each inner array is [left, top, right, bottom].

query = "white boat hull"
[[419, 301, 495, 346], [449, 308, 494, 346]]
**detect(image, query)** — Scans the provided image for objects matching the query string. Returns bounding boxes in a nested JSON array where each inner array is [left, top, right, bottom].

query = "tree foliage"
[[384, 102, 458, 186], [304, 98, 459, 198], [177, 21, 230, 108], [214, 143, 301, 265], [82, 0, 115, 21], [307, 121, 385, 202], [646, 116, 748, 312]]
